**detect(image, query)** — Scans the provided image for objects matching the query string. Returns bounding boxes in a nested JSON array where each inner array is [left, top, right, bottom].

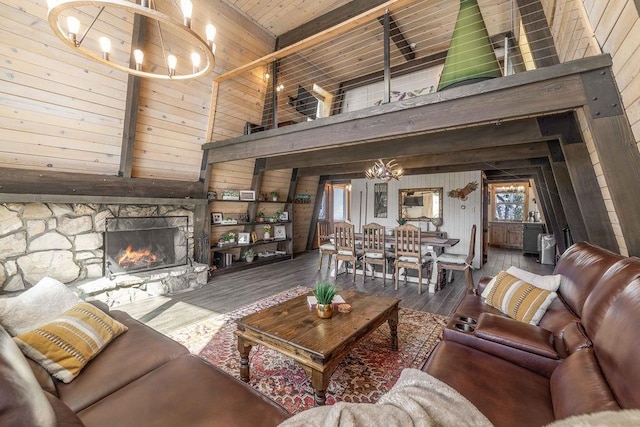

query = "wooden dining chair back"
[[362, 223, 388, 286], [333, 222, 361, 282], [394, 224, 432, 294], [437, 224, 476, 291], [316, 221, 336, 271]]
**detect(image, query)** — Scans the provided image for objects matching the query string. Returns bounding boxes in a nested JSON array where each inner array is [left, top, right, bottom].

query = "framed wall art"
[[238, 232, 251, 244], [374, 183, 388, 218], [211, 212, 223, 224], [239, 190, 256, 201]]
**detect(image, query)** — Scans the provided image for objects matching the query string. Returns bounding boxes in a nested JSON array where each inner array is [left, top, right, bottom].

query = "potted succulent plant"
[[271, 191, 279, 201], [256, 211, 265, 223], [397, 216, 407, 225], [244, 248, 256, 263], [313, 282, 337, 319]]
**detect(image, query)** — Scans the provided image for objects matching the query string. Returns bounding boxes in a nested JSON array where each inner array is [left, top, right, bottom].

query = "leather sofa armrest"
[[475, 313, 558, 359], [476, 277, 493, 295], [86, 299, 110, 313]]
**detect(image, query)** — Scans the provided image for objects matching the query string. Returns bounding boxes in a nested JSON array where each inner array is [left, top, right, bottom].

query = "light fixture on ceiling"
[[47, 0, 216, 80], [365, 159, 403, 181]]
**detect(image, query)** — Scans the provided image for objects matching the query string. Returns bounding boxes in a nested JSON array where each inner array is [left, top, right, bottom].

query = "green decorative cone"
[[437, 0, 502, 91]]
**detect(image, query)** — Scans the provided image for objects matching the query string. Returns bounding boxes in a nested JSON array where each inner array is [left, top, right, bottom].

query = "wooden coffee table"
[[235, 289, 400, 405]]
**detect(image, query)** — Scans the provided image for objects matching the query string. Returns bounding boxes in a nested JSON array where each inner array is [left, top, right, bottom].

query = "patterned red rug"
[[168, 286, 448, 415]]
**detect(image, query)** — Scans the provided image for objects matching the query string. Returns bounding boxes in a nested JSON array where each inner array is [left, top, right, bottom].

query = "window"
[[494, 184, 527, 221]]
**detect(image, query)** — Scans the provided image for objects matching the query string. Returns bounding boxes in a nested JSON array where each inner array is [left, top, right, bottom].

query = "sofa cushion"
[[423, 341, 555, 427], [13, 302, 128, 383], [0, 276, 80, 336], [483, 271, 557, 325], [55, 310, 189, 413], [550, 348, 620, 419], [0, 325, 56, 427], [77, 355, 290, 427], [506, 266, 561, 291]]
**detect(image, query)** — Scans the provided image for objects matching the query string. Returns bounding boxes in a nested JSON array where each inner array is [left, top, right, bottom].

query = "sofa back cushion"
[[593, 279, 640, 409], [0, 325, 56, 427], [550, 348, 620, 419], [581, 258, 640, 340], [553, 242, 623, 318]]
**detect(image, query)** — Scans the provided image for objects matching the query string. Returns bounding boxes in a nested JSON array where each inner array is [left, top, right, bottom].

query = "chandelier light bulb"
[[264, 72, 270, 80], [191, 52, 201, 73], [180, 0, 192, 27], [133, 49, 144, 70], [167, 54, 177, 77], [365, 159, 403, 181], [66, 16, 80, 45], [99, 36, 111, 60], [206, 24, 216, 43]]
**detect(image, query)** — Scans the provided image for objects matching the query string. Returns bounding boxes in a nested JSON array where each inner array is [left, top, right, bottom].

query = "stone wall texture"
[[0, 203, 195, 292]]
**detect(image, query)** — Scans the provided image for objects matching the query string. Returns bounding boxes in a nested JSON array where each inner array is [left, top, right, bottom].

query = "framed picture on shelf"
[[274, 225, 286, 239], [238, 232, 250, 244], [211, 212, 223, 224], [239, 190, 255, 201], [251, 232, 258, 243], [278, 211, 289, 221]]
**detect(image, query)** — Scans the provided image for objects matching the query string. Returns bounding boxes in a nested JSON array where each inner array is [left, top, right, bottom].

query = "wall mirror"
[[399, 188, 443, 221]]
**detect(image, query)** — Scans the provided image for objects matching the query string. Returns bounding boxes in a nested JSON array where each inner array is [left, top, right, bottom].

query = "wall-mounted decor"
[[399, 188, 443, 220], [448, 181, 479, 201], [374, 183, 388, 218], [221, 190, 240, 200]]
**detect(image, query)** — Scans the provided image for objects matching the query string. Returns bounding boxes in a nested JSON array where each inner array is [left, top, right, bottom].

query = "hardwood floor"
[[115, 247, 554, 335]]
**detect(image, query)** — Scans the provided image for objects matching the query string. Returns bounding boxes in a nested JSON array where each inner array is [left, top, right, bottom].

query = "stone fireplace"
[[0, 202, 208, 307]]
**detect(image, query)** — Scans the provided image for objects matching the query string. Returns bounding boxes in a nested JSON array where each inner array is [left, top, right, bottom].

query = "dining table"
[[349, 232, 461, 293]]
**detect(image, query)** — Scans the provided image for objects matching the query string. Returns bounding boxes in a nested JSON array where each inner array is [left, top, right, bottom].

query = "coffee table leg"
[[311, 370, 329, 406], [388, 309, 399, 351], [237, 337, 253, 382]]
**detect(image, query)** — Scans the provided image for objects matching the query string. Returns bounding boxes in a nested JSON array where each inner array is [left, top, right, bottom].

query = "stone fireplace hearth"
[[0, 202, 208, 306]]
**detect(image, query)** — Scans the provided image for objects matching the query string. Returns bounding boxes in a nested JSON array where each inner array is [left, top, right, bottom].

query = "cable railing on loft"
[[214, 0, 597, 139]]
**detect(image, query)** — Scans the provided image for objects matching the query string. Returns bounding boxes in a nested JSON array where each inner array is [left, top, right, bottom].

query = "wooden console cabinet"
[[489, 222, 523, 249]]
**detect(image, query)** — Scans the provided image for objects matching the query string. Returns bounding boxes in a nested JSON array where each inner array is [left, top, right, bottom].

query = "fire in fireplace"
[[104, 216, 188, 276]]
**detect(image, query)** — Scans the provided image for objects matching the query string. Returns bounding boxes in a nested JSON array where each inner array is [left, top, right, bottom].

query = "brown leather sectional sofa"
[[0, 302, 290, 427], [423, 242, 640, 426]]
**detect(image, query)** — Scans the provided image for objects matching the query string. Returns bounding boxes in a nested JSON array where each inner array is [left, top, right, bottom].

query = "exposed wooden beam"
[[0, 168, 204, 199], [278, 0, 389, 48], [516, 0, 560, 68], [118, 13, 146, 178], [377, 12, 415, 62], [306, 176, 328, 251], [296, 142, 550, 176], [214, 0, 420, 83], [206, 55, 612, 163]]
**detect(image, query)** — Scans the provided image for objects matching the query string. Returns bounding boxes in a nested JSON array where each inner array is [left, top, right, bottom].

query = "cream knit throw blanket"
[[279, 368, 493, 427]]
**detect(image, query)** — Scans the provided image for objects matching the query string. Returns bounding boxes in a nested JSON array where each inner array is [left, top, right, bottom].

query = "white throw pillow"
[[0, 277, 80, 336], [506, 266, 561, 292]]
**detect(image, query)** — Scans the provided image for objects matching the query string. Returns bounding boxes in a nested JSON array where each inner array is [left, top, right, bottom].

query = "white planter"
[[264, 232, 270, 239]]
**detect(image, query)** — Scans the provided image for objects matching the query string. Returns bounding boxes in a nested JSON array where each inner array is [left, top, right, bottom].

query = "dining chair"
[[394, 224, 432, 294], [437, 224, 476, 292], [333, 222, 362, 282], [362, 222, 389, 286], [316, 221, 336, 271]]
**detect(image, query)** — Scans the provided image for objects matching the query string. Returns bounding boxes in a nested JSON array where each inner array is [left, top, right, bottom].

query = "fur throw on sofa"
[[279, 368, 492, 427]]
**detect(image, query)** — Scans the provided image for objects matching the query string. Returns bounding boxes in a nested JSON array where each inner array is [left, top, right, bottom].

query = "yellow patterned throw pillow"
[[13, 302, 128, 383], [484, 271, 557, 325]]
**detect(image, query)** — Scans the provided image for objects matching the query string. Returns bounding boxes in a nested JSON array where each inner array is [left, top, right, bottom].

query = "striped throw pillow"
[[13, 302, 128, 383], [484, 271, 557, 325]]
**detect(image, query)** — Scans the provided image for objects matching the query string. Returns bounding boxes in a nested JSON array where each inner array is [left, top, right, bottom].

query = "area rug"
[[168, 286, 448, 415]]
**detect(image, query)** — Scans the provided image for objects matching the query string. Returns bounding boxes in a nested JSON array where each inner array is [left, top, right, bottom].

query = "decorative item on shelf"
[[238, 232, 250, 244], [258, 192, 268, 201], [278, 211, 289, 221], [448, 181, 479, 201], [207, 191, 217, 201], [238, 213, 249, 223], [313, 282, 338, 319], [263, 224, 272, 240], [294, 194, 311, 204], [431, 217, 443, 232], [256, 211, 265, 223], [239, 190, 255, 201], [397, 216, 407, 225], [251, 231, 258, 243], [221, 190, 240, 200], [221, 217, 237, 225], [243, 248, 256, 263], [211, 212, 223, 224], [47, 0, 216, 80], [365, 159, 403, 181], [274, 225, 286, 239], [271, 191, 279, 201], [223, 232, 236, 244]]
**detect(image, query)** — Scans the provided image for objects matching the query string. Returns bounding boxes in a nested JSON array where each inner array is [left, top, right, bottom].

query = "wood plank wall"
[[541, 0, 640, 255]]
